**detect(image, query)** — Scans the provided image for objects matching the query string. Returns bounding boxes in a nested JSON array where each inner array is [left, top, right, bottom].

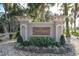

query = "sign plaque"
[[32, 27, 50, 35]]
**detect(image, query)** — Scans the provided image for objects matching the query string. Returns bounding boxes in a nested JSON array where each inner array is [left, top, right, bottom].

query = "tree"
[[63, 3, 71, 37], [74, 3, 78, 32], [70, 17, 74, 32], [2, 3, 26, 32], [45, 10, 52, 22], [26, 3, 55, 22], [59, 3, 74, 37]]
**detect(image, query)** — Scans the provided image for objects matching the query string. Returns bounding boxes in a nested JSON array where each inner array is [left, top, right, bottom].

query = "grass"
[[64, 28, 79, 37]]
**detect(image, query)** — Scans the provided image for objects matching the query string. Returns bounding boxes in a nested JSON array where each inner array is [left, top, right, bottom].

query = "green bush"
[[60, 35, 65, 45], [17, 33, 23, 45], [28, 36, 55, 47], [23, 41, 30, 46], [72, 32, 79, 36]]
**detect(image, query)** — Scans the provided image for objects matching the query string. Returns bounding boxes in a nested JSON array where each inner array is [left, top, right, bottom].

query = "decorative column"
[[20, 21, 29, 41], [56, 24, 63, 42], [16, 16, 29, 41], [53, 16, 65, 42]]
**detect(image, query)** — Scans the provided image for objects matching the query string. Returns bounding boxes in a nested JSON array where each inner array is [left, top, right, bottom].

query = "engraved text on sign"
[[32, 27, 50, 35]]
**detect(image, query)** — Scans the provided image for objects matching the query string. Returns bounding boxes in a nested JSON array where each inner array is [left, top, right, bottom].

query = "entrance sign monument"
[[18, 16, 65, 42]]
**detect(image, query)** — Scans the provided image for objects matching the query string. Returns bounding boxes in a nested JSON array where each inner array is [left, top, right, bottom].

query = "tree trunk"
[[3, 3, 8, 32], [74, 3, 77, 32], [64, 3, 70, 37], [3, 3, 8, 21]]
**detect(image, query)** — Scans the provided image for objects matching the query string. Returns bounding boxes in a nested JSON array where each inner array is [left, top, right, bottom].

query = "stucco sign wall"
[[19, 16, 65, 42]]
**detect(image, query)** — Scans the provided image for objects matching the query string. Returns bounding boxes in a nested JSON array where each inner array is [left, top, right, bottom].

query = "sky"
[[0, 4, 4, 16], [0, 4, 4, 12]]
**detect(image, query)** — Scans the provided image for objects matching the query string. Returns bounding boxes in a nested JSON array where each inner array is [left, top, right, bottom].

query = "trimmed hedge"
[[60, 35, 65, 45], [23, 36, 56, 47], [17, 33, 23, 45], [17, 35, 65, 47]]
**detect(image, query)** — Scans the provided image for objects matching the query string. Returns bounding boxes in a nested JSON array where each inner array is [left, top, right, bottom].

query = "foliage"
[[0, 3, 26, 33], [72, 31, 79, 36], [0, 23, 5, 33], [21, 36, 66, 47], [29, 37, 56, 47], [26, 3, 55, 22], [61, 3, 71, 37], [69, 28, 79, 36], [53, 42, 61, 47], [3, 3, 26, 17], [9, 31, 19, 39], [17, 33, 23, 45], [60, 35, 65, 45], [23, 41, 30, 46], [23, 37, 56, 47]]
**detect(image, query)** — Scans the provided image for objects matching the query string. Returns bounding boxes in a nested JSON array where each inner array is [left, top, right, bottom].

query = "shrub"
[[17, 33, 23, 45], [28, 36, 55, 47], [23, 41, 30, 46], [72, 32, 79, 36], [60, 35, 65, 45]]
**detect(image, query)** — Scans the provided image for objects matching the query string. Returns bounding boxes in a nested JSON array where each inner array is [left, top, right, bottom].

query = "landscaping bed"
[[15, 44, 72, 54], [15, 34, 72, 54], [0, 42, 75, 56]]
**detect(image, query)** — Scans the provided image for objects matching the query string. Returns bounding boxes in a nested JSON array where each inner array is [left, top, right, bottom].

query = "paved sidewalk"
[[70, 35, 79, 56]]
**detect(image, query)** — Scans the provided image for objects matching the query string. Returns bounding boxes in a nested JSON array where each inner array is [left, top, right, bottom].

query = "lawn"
[[64, 28, 79, 37]]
